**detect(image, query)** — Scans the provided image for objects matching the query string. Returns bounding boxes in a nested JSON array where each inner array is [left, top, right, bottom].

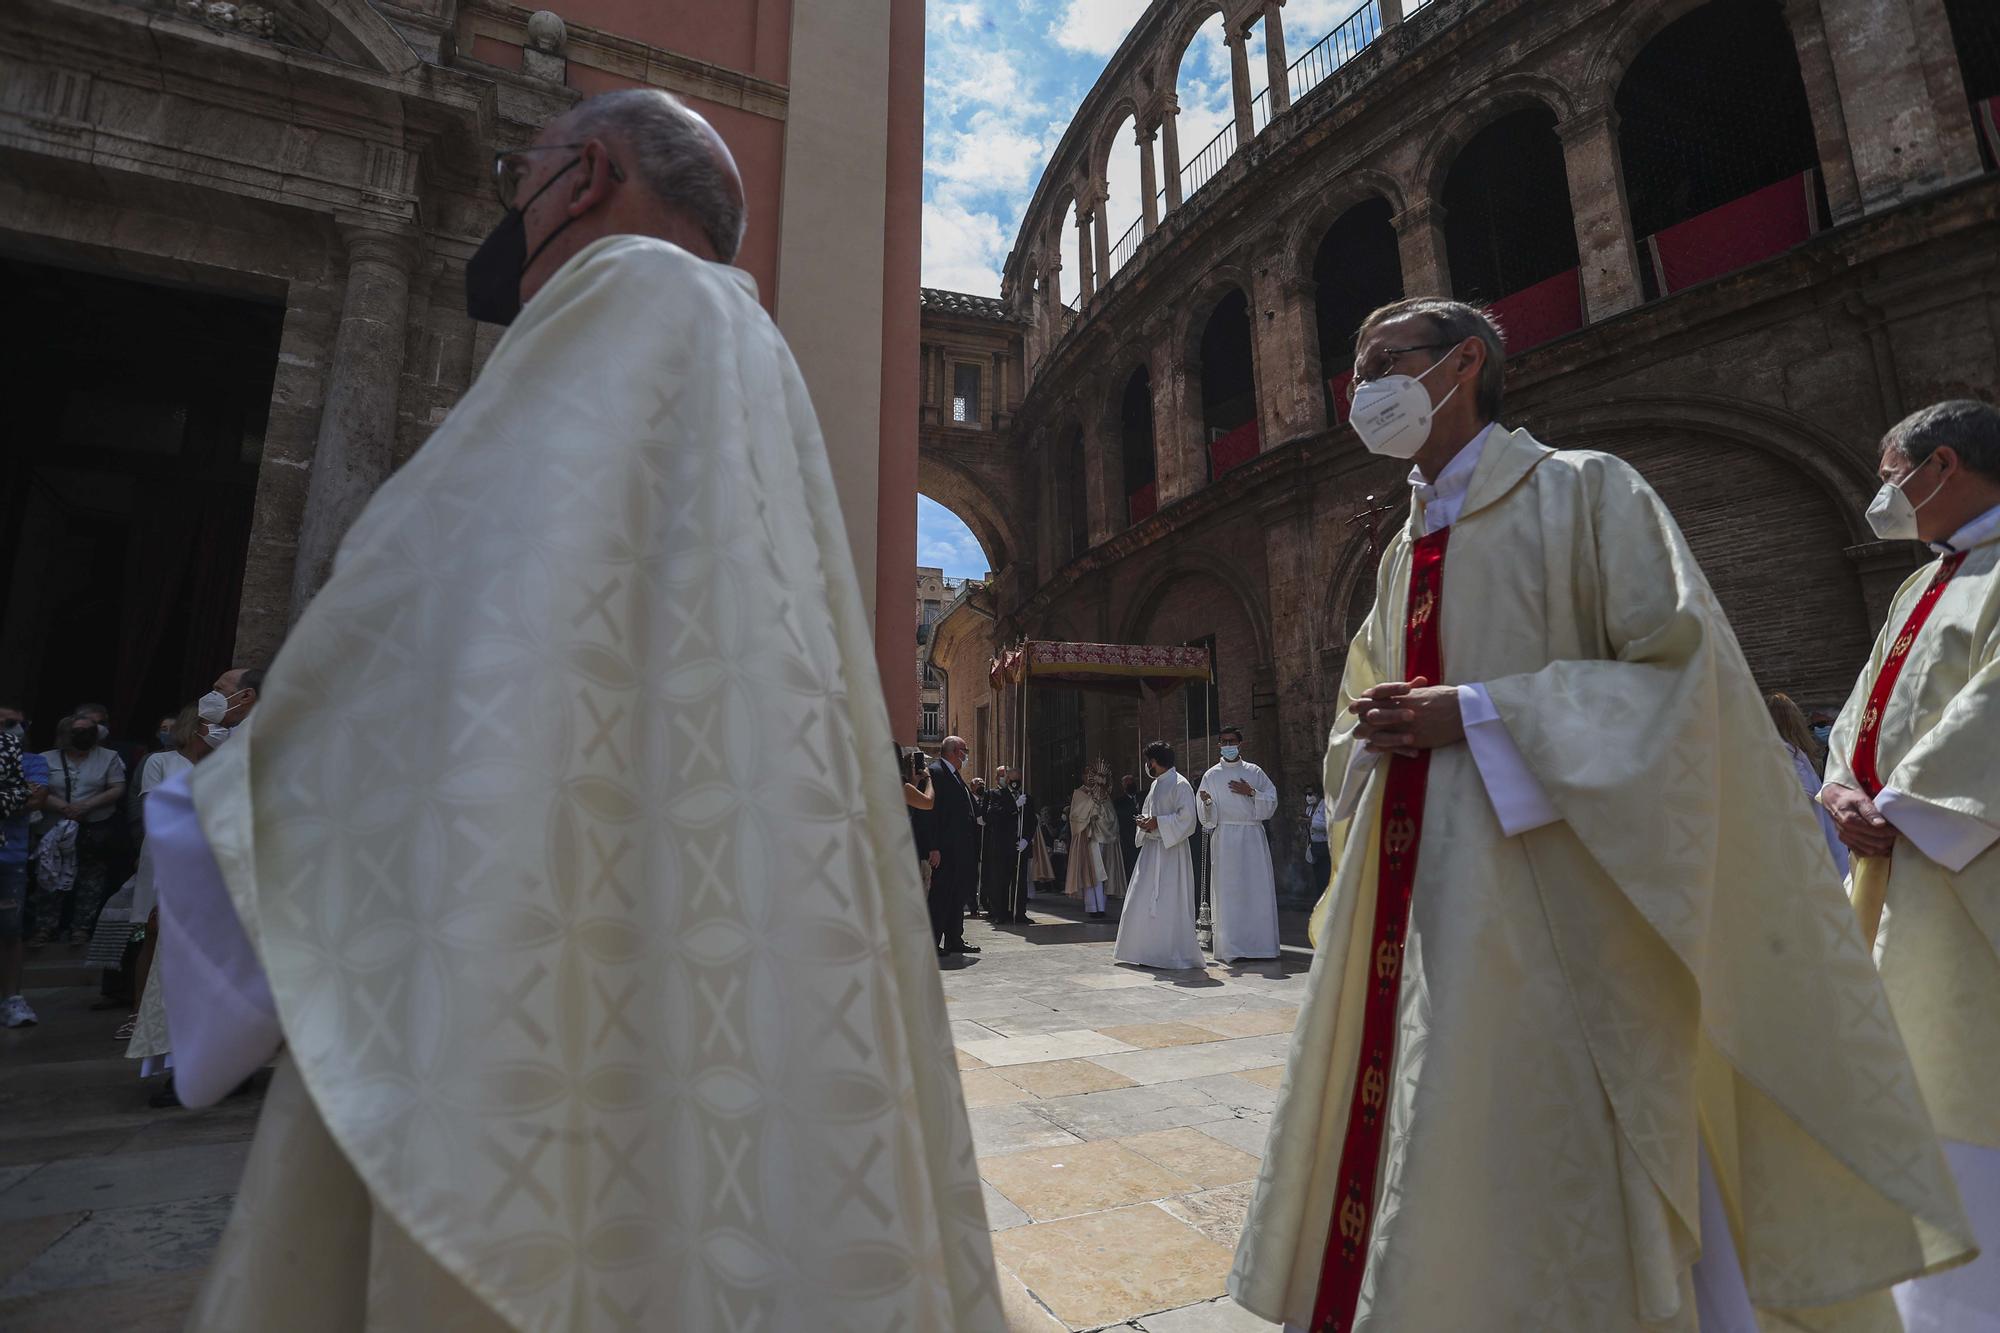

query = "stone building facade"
[[0, 0, 925, 742], [918, 0, 2000, 901]]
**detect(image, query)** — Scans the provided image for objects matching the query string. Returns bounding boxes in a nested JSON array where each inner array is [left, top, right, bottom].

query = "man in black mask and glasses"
[[144, 87, 1005, 1333]]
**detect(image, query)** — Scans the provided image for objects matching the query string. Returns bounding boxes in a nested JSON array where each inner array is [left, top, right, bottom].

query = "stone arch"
[[1529, 394, 1882, 702], [1166, 0, 1231, 83], [1410, 72, 1581, 207], [917, 454, 1019, 574], [1581, 0, 1748, 108], [1092, 95, 1144, 195], [1173, 260, 1256, 366], [1281, 170, 1408, 280], [1117, 546, 1274, 665]]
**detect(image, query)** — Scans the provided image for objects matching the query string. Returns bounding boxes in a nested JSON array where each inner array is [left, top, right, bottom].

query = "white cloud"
[[925, 110, 1052, 204], [1048, 0, 1146, 56], [923, 198, 1011, 295], [917, 497, 990, 577]]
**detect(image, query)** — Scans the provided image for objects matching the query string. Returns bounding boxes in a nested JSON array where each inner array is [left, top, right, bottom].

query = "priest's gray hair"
[[1886, 399, 2000, 481], [568, 89, 746, 262], [1358, 297, 1507, 420]]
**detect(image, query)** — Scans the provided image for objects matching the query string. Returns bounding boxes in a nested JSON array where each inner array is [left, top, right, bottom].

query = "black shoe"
[[946, 940, 981, 954], [148, 1075, 181, 1110]]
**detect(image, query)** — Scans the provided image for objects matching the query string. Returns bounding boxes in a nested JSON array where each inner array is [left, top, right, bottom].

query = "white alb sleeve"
[[148, 769, 283, 1108], [1875, 786, 2000, 874], [1459, 684, 1561, 836]]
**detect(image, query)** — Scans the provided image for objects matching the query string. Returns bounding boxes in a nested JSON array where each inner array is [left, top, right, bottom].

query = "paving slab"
[[966, 1103, 1086, 1157], [990, 1203, 1235, 1331], [0, 1143, 252, 1223], [1084, 1035, 1293, 1086], [0, 1195, 234, 1298], [978, 1140, 1196, 1223], [957, 1029, 1140, 1068], [1136, 1293, 1282, 1331]]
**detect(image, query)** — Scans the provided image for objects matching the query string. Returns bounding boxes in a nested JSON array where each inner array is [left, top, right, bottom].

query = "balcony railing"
[[1107, 214, 1144, 277], [1288, 1, 1384, 104]]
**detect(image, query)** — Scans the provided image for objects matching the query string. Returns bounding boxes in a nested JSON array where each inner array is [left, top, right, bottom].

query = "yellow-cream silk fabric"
[[1826, 533, 2000, 1150], [1230, 427, 1972, 1332], [182, 237, 1003, 1332]]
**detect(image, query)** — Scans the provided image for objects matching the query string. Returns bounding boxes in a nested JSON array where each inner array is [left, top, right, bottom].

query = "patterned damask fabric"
[[1826, 536, 2000, 1148], [184, 237, 1003, 1331], [1231, 427, 1974, 1332]]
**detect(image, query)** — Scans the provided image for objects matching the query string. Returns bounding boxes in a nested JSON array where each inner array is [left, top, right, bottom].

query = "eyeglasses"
[[491, 142, 595, 210], [1344, 342, 1454, 403]]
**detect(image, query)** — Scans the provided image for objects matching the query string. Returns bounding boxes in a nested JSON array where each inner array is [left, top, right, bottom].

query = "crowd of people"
[[0, 671, 259, 1095]]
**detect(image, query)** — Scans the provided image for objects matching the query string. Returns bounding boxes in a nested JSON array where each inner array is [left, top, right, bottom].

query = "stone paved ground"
[[0, 892, 1309, 1332]]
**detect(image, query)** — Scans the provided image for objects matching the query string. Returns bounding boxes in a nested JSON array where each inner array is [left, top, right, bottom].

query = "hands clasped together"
[[1351, 676, 1465, 758], [1818, 783, 1898, 858]]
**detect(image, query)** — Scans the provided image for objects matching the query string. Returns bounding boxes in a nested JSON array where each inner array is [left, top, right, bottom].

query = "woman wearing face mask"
[[28, 714, 128, 948]]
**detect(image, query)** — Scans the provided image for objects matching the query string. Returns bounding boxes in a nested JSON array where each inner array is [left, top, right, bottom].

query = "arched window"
[[1312, 198, 1403, 422], [1102, 112, 1142, 279], [1616, 0, 1825, 299], [1120, 367, 1157, 524], [1175, 13, 1239, 200], [1944, 0, 2000, 168], [1199, 290, 1257, 480], [1441, 107, 1582, 351]]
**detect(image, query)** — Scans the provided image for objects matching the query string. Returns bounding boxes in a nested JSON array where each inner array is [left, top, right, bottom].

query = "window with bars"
[[951, 363, 982, 426]]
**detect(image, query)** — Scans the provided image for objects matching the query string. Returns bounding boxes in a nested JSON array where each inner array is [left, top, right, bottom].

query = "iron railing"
[[1091, 0, 1400, 293], [1107, 214, 1145, 276], [1288, 1, 1384, 103]]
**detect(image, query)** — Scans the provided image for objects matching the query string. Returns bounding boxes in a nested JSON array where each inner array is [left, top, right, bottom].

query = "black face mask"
[[465, 158, 583, 326]]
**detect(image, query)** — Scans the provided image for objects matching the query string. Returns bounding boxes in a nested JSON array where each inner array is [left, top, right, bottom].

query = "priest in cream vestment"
[[146, 91, 1002, 1333], [1229, 300, 1973, 1333], [1819, 400, 2000, 1331]]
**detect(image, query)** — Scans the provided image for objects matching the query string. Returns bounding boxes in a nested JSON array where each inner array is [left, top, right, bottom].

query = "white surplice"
[[149, 235, 1003, 1333], [1114, 767, 1202, 970], [1196, 760, 1280, 961]]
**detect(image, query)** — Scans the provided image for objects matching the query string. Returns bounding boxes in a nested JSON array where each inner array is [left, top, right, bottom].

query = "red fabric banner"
[[1209, 419, 1262, 478], [1644, 171, 1817, 296], [1128, 482, 1158, 524], [1485, 269, 1582, 354], [1849, 553, 1965, 798], [1309, 526, 1451, 1333]]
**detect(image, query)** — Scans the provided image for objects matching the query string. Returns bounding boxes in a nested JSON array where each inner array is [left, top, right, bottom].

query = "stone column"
[[1379, 0, 1404, 25], [1081, 409, 1123, 544], [1392, 199, 1452, 299], [290, 221, 418, 615], [1149, 319, 1206, 503], [1782, 0, 1863, 223], [1259, 486, 1318, 900], [1092, 189, 1113, 283], [1251, 251, 1325, 446], [1226, 25, 1255, 148], [1138, 122, 1161, 234], [1556, 105, 1645, 322], [1075, 203, 1097, 301], [1161, 94, 1185, 210], [1806, 0, 1983, 212], [1263, 1, 1290, 116]]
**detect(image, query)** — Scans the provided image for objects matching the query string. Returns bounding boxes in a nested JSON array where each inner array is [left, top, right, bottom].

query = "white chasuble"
[[1229, 426, 1973, 1333], [179, 237, 1003, 1332], [1114, 768, 1202, 970], [1196, 761, 1280, 962], [1824, 526, 2000, 1331]]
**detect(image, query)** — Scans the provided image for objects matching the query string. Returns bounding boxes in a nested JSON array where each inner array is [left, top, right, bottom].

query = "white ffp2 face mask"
[[1865, 456, 1945, 542], [1349, 349, 1462, 459], [197, 690, 231, 723]]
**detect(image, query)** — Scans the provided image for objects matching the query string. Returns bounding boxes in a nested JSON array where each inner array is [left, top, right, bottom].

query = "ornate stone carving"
[[176, 0, 276, 37]]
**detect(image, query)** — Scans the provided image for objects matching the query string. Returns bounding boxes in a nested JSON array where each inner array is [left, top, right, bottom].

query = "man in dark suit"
[[979, 766, 1034, 923], [923, 737, 981, 958]]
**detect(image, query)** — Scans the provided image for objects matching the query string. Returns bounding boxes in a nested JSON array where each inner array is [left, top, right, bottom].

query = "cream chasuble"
[[1229, 426, 1973, 1333], [1825, 529, 2000, 1153], [179, 237, 1003, 1332]]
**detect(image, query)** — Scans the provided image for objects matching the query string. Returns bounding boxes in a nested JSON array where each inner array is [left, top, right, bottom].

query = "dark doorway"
[[1313, 198, 1404, 419], [1616, 0, 1826, 298], [0, 257, 280, 751], [1441, 108, 1579, 305], [1199, 290, 1256, 479], [1945, 0, 2000, 168], [1066, 425, 1091, 560], [1120, 367, 1156, 524]]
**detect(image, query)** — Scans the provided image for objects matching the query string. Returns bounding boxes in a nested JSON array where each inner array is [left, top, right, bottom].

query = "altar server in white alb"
[[1114, 741, 1203, 971], [143, 89, 1002, 1333], [1196, 724, 1280, 962], [1820, 399, 2000, 1333]]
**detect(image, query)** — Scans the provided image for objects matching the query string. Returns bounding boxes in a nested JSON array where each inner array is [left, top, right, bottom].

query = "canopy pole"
[[1192, 671, 1212, 955]]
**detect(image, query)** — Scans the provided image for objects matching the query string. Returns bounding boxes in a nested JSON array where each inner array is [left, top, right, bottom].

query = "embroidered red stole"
[[1308, 527, 1450, 1333], [1850, 552, 1966, 798]]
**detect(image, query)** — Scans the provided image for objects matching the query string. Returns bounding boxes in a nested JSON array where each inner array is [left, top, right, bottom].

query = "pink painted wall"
[[875, 0, 923, 742], [558, 0, 793, 84]]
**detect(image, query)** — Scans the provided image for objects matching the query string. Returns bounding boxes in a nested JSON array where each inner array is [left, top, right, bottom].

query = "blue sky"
[[914, 0, 1368, 577]]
